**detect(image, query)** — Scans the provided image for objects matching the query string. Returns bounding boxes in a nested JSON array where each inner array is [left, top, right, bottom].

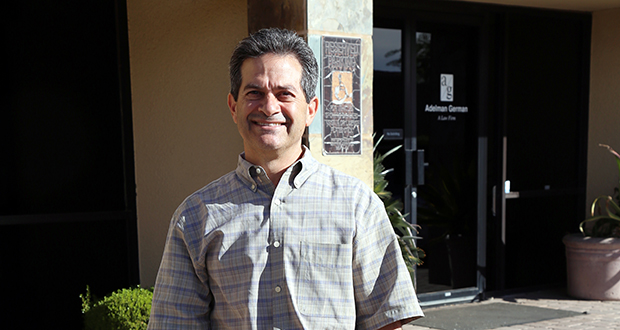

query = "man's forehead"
[[240, 53, 303, 86], [241, 53, 301, 71]]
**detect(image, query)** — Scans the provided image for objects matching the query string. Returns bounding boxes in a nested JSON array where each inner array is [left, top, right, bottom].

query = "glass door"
[[414, 22, 480, 295], [374, 15, 487, 305], [492, 12, 589, 291]]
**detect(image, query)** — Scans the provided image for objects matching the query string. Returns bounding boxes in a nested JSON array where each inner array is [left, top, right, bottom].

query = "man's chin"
[[248, 138, 283, 151], [250, 139, 302, 154]]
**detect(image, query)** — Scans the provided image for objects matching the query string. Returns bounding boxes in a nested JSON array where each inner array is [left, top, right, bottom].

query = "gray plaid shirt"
[[149, 149, 423, 329]]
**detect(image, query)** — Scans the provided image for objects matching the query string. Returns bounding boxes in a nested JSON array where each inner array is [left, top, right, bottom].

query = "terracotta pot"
[[563, 233, 620, 300]]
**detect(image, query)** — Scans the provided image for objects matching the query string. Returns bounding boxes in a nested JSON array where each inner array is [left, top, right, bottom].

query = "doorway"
[[491, 10, 590, 291], [374, 0, 590, 304], [374, 12, 487, 305]]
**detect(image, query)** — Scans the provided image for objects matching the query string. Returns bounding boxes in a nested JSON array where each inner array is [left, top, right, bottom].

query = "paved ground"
[[404, 288, 620, 330]]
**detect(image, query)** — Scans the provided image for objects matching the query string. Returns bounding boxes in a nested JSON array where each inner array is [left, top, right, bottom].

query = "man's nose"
[[259, 93, 280, 116]]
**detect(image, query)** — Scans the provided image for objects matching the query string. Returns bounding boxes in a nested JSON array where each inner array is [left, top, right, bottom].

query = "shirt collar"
[[235, 146, 319, 191]]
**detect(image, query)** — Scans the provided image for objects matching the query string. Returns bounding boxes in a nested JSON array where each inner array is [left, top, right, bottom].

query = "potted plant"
[[563, 144, 620, 300]]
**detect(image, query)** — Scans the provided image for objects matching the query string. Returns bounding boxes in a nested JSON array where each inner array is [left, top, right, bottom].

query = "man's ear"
[[227, 93, 238, 124], [305, 96, 319, 127]]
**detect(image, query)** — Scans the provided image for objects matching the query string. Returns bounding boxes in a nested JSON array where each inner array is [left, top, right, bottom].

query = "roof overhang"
[[455, 0, 620, 12]]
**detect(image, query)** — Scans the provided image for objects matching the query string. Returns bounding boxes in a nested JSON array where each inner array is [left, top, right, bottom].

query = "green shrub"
[[374, 135, 425, 285], [80, 286, 153, 330]]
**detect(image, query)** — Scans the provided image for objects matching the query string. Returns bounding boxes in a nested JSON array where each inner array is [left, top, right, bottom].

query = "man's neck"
[[244, 147, 304, 186]]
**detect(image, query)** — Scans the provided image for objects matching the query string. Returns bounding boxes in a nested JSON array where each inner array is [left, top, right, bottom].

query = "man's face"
[[228, 53, 318, 162]]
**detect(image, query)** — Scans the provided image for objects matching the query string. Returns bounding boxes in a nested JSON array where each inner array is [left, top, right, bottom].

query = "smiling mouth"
[[254, 121, 285, 127]]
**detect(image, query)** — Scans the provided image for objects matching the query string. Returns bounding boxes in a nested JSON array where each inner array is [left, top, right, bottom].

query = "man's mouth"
[[254, 121, 285, 127]]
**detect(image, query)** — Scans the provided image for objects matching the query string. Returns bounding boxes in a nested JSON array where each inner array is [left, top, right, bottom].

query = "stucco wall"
[[127, 0, 247, 286], [586, 8, 620, 216]]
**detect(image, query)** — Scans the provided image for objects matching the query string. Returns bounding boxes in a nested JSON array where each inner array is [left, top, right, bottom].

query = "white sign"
[[440, 74, 453, 102]]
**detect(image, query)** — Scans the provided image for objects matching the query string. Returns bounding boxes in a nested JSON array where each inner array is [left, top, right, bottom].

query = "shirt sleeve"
[[148, 203, 212, 329], [352, 195, 424, 330]]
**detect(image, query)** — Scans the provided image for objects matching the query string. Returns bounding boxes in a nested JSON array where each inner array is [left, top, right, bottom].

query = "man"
[[148, 28, 423, 329]]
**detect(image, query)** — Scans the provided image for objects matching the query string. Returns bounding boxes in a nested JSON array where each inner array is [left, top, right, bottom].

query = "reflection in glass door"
[[374, 19, 484, 301]]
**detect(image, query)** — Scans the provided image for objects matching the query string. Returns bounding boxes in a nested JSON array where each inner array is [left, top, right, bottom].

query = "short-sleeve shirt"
[[148, 149, 424, 329]]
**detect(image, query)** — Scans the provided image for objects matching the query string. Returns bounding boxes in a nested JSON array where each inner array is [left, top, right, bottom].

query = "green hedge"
[[80, 286, 153, 330]]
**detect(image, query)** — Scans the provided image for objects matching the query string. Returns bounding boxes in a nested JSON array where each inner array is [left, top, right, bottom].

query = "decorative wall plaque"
[[322, 36, 362, 155]]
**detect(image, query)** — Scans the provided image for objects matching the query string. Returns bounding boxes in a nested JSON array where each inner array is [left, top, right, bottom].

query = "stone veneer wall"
[[307, 0, 374, 188]]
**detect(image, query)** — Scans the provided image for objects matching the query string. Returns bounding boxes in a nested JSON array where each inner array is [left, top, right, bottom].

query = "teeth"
[[257, 122, 283, 126]]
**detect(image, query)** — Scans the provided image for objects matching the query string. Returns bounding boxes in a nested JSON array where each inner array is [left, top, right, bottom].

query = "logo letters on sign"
[[440, 74, 453, 102]]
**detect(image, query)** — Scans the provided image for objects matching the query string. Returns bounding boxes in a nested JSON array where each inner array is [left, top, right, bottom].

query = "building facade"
[[3, 0, 620, 327]]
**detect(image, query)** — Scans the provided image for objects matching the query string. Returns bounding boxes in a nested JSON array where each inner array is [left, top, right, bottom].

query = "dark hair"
[[229, 28, 318, 103]]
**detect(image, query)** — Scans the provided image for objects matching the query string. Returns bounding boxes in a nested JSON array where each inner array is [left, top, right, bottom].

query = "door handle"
[[504, 180, 520, 199], [505, 191, 520, 199], [492, 181, 520, 216]]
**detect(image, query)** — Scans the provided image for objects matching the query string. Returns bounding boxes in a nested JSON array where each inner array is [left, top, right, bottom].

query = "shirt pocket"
[[296, 242, 354, 320]]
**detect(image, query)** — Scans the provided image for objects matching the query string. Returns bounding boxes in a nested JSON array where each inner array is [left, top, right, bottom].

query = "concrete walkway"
[[404, 288, 620, 330]]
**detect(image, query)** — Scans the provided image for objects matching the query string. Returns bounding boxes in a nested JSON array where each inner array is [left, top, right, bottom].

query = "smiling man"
[[228, 52, 317, 186], [148, 28, 423, 330]]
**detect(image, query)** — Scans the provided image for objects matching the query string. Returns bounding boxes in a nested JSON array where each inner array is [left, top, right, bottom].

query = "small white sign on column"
[[440, 73, 454, 102]]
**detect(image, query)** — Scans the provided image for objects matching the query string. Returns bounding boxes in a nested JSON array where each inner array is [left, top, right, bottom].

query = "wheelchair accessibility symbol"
[[331, 71, 353, 104]]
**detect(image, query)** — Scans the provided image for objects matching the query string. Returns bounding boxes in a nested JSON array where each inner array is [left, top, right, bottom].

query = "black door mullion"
[[403, 19, 418, 226]]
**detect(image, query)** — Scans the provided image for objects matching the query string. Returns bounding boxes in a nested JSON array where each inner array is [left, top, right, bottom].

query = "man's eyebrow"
[[242, 83, 262, 91], [277, 84, 298, 91], [242, 83, 299, 92]]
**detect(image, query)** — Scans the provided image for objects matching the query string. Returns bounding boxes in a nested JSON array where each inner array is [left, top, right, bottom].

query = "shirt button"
[[275, 286, 282, 293], [251, 184, 256, 191], [273, 199, 281, 205], [256, 168, 262, 174], [273, 241, 280, 248]]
